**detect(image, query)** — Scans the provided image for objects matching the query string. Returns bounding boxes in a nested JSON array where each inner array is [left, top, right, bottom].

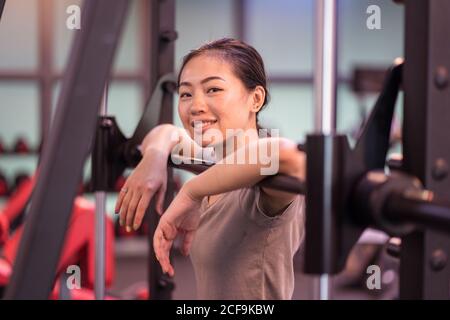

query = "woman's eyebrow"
[[179, 76, 226, 88], [200, 76, 226, 84]]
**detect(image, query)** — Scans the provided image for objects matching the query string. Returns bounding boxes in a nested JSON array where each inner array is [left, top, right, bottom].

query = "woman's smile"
[[192, 119, 219, 134]]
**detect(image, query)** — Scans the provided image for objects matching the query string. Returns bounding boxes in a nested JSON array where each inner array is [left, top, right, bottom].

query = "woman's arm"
[[140, 123, 202, 159], [153, 137, 305, 276], [259, 139, 306, 216], [115, 123, 203, 231], [184, 137, 305, 216]]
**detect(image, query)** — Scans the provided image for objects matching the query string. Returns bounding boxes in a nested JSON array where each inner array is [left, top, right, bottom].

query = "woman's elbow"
[[278, 142, 306, 181]]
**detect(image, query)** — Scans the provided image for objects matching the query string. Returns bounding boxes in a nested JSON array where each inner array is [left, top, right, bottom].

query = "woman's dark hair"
[[178, 38, 270, 131]]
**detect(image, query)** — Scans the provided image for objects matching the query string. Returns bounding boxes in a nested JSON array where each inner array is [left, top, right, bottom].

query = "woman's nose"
[[190, 95, 208, 115]]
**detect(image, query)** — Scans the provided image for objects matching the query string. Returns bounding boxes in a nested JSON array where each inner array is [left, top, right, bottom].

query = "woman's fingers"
[[155, 182, 167, 215], [130, 186, 159, 229], [154, 229, 173, 276], [133, 191, 152, 230], [125, 191, 141, 231], [160, 239, 175, 276], [118, 190, 133, 227], [114, 185, 128, 215], [118, 183, 162, 232], [154, 222, 177, 277], [181, 230, 195, 256]]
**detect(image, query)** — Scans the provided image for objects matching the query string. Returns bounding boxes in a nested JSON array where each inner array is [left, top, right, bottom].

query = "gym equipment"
[[82, 179, 92, 193], [0, 0, 4, 20], [350, 66, 388, 140], [4, 0, 450, 301], [0, 175, 116, 299], [0, 175, 34, 240], [1, 197, 116, 290], [4, 0, 129, 299], [13, 172, 30, 192], [309, 0, 338, 299], [0, 171, 9, 197], [114, 175, 127, 193], [352, 68, 387, 94], [12, 137, 30, 154], [90, 0, 177, 300], [91, 73, 178, 299], [91, 85, 109, 300], [302, 0, 450, 300]]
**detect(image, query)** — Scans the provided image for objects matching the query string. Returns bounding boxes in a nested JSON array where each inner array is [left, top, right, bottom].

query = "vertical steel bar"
[[312, 0, 338, 300], [95, 86, 108, 300]]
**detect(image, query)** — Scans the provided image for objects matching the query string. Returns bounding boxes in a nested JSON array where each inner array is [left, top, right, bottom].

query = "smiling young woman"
[[115, 38, 306, 300]]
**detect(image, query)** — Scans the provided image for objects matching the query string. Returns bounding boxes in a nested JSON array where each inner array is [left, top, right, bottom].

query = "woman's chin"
[[201, 138, 224, 148]]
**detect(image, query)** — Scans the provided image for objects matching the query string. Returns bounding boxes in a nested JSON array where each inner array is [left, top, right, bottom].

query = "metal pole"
[[95, 85, 108, 300], [315, 0, 337, 134], [312, 0, 338, 300], [146, 0, 176, 300], [0, 0, 5, 21]]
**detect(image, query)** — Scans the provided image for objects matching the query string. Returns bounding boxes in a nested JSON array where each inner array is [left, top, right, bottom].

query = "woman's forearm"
[[140, 124, 178, 157], [184, 138, 305, 200], [140, 124, 202, 159]]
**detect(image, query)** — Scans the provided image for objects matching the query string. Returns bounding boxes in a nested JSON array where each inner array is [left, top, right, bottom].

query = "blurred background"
[[0, 0, 404, 299]]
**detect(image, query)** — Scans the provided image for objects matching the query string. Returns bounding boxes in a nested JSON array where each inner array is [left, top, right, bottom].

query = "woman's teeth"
[[193, 120, 217, 128]]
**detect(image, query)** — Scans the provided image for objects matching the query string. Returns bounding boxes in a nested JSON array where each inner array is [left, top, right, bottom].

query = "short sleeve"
[[242, 185, 304, 227]]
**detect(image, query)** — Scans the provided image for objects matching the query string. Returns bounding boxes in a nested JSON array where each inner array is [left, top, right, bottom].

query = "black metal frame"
[[400, 0, 450, 299], [145, 0, 177, 300], [302, 0, 450, 301], [302, 0, 450, 300], [4, 0, 129, 299], [89, 0, 178, 299], [0, 0, 5, 21], [304, 61, 403, 274]]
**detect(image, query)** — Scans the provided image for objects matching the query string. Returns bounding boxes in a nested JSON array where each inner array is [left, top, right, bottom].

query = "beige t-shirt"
[[190, 185, 305, 300]]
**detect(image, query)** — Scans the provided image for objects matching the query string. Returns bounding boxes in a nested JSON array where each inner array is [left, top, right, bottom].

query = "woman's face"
[[178, 54, 264, 148]]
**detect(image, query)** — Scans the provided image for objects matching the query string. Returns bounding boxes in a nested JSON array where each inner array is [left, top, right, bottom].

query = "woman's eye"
[[180, 92, 191, 98], [207, 87, 222, 94]]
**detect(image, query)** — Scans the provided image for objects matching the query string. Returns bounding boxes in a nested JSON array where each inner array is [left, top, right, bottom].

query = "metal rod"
[[312, 0, 338, 300], [168, 155, 306, 195], [314, 0, 338, 134], [386, 191, 450, 234], [94, 192, 106, 300], [100, 85, 108, 115], [319, 274, 330, 300], [95, 86, 108, 300], [38, 0, 54, 147]]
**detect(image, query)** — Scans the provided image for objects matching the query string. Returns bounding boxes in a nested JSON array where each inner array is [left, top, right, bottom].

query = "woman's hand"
[[114, 148, 169, 232], [153, 184, 203, 277]]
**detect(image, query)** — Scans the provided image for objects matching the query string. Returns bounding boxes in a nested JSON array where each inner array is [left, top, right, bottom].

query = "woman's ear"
[[251, 86, 266, 113]]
